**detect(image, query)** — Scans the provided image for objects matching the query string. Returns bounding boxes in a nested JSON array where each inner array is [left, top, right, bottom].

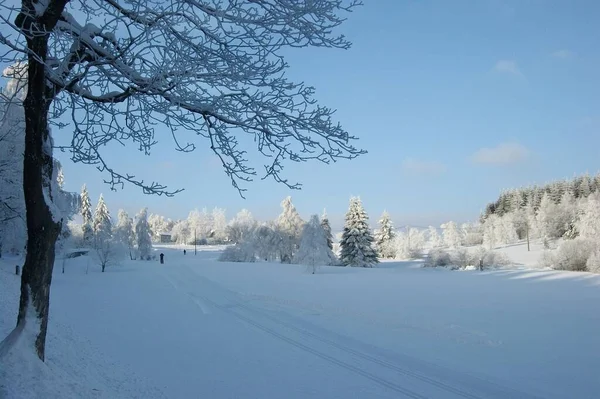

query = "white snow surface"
[[2, 244, 600, 398]]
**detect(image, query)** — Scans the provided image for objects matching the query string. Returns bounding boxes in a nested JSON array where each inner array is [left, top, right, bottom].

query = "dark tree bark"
[[14, 1, 66, 361]]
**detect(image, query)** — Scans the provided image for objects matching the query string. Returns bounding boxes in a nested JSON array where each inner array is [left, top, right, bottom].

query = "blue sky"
[[44, 1, 600, 229]]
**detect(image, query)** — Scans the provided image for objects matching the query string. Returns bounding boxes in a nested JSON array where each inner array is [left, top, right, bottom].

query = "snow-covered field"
[[2, 244, 600, 398]]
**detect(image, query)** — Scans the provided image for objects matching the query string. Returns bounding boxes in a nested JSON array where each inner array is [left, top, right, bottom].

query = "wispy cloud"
[[470, 142, 530, 165], [401, 158, 446, 176], [493, 60, 523, 76], [552, 49, 573, 59]]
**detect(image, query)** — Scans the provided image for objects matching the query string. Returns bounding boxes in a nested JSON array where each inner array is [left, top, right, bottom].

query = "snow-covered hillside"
[[2, 246, 600, 398]]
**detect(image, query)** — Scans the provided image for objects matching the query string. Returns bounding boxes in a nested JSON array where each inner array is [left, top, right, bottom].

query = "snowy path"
[[159, 262, 543, 399]]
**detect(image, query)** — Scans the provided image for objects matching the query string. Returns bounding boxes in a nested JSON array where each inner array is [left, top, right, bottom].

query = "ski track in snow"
[[161, 263, 544, 399]]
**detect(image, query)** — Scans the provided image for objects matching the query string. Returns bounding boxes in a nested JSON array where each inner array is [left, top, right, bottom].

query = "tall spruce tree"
[[80, 185, 94, 245], [374, 211, 395, 258], [339, 197, 378, 267], [92, 194, 112, 244], [320, 210, 334, 250]]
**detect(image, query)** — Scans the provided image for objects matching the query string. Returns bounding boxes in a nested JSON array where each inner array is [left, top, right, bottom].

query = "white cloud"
[[493, 60, 522, 76], [552, 49, 573, 59], [401, 158, 446, 176], [470, 142, 530, 165]]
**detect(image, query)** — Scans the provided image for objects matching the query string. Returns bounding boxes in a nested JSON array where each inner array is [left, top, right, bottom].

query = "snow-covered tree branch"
[[1, 0, 363, 362]]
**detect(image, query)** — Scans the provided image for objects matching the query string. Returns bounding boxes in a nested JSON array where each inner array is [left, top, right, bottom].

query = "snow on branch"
[[1, 0, 364, 196]]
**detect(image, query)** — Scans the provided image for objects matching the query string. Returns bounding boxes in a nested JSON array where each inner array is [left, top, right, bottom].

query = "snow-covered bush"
[[549, 239, 595, 272], [424, 247, 511, 270], [424, 249, 452, 267], [218, 244, 256, 263], [586, 249, 600, 274], [481, 250, 511, 268]]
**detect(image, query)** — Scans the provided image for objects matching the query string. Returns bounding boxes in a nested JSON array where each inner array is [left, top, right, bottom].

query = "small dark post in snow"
[[194, 229, 197, 255], [160, 253, 164, 264], [479, 259, 483, 271], [15, 265, 20, 275]]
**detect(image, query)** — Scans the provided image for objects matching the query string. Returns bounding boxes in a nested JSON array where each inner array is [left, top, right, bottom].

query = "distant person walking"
[[183, 249, 186, 255], [160, 253, 164, 264]]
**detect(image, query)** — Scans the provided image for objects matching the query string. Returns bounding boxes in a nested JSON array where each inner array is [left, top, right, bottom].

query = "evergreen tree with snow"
[[135, 208, 153, 260], [92, 194, 112, 244], [80, 184, 94, 245], [374, 211, 396, 258], [339, 197, 378, 267], [294, 215, 338, 272], [276, 196, 305, 263], [320, 210, 334, 250], [114, 209, 135, 259]]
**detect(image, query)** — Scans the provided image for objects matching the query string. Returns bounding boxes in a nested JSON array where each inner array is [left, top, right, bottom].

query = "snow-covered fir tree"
[[276, 196, 304, 263], [320, 210, 334, 250], [135, 208, 153, 260], [293, 215, 338, 272], [374, 211, 396, 258], [114, 209, 135, 259], [92, 194, 112, 244], [80, 184, 93, 244], [339, 197, 378, 267]]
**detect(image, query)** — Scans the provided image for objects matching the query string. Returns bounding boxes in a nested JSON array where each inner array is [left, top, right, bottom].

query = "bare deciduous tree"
[[0, 0, 364, 360]]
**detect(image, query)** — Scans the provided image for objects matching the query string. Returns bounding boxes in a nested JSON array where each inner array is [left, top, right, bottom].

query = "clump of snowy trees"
[[67, 186, 154, 266], [479, 174, 600, 273], [219, 197, 338, 270]]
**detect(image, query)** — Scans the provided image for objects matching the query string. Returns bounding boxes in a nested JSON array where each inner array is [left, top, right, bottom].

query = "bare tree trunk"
[[15, 31, 61, 362]]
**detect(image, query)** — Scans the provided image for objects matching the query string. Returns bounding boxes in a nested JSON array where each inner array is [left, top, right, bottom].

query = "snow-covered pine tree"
[[276, 196, 305, 263], [320, 210, 334, 250], [114, 209, 135, 260], [80, 184, 94, 245], [294, 215, 338, 273], [374, 211, 396, 258], [135, 208, 153, 260], [92, 194, 112, 244], [339, 197, 378, 267]]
